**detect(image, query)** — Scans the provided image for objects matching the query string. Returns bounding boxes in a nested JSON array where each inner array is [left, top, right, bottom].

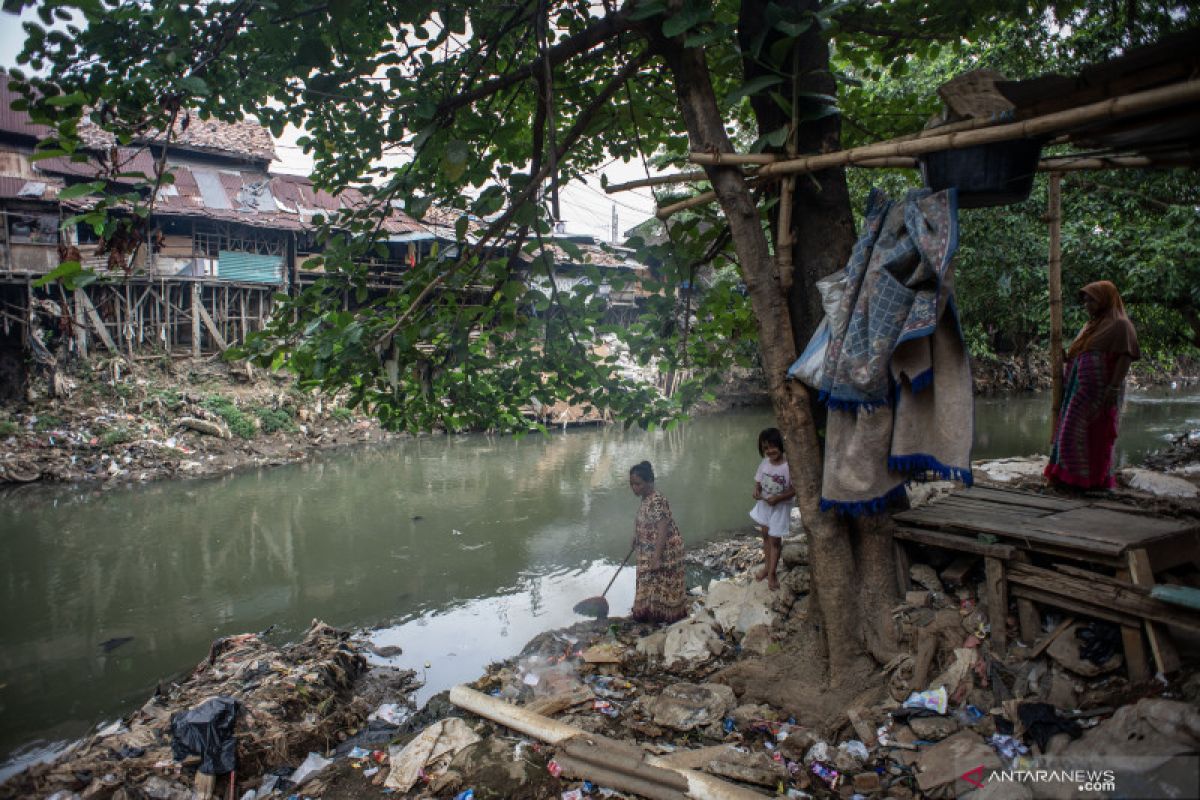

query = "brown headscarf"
[[1066, 280, 1140, 360]]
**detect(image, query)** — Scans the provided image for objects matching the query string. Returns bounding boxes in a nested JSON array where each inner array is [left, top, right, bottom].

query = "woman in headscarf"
[[627, 461, 687, 624], [1045, 281, 1140, 489]]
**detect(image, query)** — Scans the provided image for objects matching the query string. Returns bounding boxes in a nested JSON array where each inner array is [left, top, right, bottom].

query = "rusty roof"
[[0, 72, 51, 142], [0, 175, 62, 201], [76, 113, 277, 163]]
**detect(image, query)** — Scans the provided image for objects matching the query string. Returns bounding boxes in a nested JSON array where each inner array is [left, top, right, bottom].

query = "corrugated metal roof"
[[0, 175, 61, 200], [0, 72, 51, 141]]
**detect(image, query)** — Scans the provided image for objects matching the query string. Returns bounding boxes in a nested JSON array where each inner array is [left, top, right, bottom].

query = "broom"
[[572, 545, 635, 618]]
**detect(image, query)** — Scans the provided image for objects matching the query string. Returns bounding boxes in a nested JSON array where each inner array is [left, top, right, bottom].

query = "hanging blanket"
[[807, 188, 973, 515]]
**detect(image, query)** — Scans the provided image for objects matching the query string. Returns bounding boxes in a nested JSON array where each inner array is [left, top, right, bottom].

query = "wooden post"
[[1048, 172, 1064, 436], [984, 557, 1008, 657], [1127, 549, 1182, 675], [73, 289, 88, 358], [191, 282, 201, 357]]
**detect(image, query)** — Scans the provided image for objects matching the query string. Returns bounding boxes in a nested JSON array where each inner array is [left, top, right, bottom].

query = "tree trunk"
[[656, 36, 870, 687]]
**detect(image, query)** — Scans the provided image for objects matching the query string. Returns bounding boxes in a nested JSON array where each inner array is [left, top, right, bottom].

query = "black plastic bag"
[[170, 696, 240, 775], [1017, 701, 1081, 751]]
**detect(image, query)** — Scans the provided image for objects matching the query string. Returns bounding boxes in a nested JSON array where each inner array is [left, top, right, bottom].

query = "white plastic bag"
[[788, 317, 830, 388]]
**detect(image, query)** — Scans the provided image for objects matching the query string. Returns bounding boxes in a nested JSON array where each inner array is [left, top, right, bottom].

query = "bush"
[[100, 426, 133, 447], [330, 407, 353, 423], [0, 420, 18, 436], [201, 396, 257, 439], [33, 415, 62, 432], [255, 406, 297, 434]]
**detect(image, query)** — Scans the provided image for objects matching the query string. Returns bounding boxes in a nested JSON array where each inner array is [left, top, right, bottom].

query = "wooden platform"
[[893, 485, 1200, 679]]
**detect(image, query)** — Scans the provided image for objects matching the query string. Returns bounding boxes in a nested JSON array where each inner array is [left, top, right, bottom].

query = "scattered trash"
[[903, 686, 948, 715], [170, 696, 240, 776], [289, 752, 333, 786]]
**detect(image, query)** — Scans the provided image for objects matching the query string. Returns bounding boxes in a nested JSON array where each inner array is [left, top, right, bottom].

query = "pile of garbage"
[[0, 621, 418, 800], [313, 534, 1199, 800]]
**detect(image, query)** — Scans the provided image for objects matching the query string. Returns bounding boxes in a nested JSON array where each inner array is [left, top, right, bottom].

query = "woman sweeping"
[[627, 461, 687, 624], [1045, 280, 1140, 490]]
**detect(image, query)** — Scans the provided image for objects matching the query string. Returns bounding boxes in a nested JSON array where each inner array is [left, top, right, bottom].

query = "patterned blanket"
[[806, 188, 973, 515]]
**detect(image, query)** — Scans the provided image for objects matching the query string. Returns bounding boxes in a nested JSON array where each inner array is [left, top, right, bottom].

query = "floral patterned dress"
[[632, 491, 687, 624]]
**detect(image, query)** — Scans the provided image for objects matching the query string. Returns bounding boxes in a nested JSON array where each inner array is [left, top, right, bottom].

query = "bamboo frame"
[[657, 79, 1200, 218]]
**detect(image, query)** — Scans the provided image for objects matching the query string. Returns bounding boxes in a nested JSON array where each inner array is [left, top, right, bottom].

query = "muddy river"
[[2, 388, 1199, 774]]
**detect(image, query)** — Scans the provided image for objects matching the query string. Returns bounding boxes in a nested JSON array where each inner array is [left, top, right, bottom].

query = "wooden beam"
[[984, 557, 1008, 656], [196, 294, 229, 351], [1048, 172, 1064, 437], [1115, 568, 1151, 683], [72, 289, 88, 358], [892, 525, 1016, 559], [77, 290, 118, 353], [1008, 561, 1200, 632], [1127, 548, 1182, 674], [191, 283, 201, 358]]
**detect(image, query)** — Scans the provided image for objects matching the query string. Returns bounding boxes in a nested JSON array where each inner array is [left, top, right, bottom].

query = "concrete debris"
[[643, 683, 736, 732]]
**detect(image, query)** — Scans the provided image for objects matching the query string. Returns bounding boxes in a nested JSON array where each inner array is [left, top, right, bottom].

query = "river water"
[[2, 387, 1199, 772]]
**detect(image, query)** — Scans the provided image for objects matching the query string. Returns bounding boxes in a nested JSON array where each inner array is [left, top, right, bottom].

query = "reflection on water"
[[1, 388, 1198, 769]]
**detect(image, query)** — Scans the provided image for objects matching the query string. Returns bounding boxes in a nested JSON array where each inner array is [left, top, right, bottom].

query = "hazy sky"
[[0, 7, 660, 240]]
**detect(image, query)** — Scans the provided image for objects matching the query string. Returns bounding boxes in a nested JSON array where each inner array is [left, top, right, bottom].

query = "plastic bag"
[[788, 317, 830, 388], [169, 696, 239, 775]]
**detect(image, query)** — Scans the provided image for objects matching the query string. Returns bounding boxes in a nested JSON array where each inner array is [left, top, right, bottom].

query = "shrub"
[[201, 396, 257, 439], [330, 407, 354, 423], [255, 406, 297, 434], [33, 415, 62, 432], [0, 420, 18, 436], [100, 426, 133, 447]]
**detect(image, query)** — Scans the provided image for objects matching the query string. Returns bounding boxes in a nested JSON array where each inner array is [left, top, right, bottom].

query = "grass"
[[33, 415, 62, 432], [254, 406, 297, 434], [201, 396, 257, 439], [330, 407, 354, 423], [0, 420, 18, 436], [99, 426, 133, 447]]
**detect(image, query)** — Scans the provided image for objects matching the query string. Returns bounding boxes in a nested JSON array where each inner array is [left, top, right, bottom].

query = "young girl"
[[749, 427, 794, 590]]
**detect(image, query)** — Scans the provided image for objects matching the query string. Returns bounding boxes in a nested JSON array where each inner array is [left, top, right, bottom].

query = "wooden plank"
[[1030, 507, 1198, 550], [941, 554, 980, 587], [953, 486, 1087, 512], [1054, 564, 1144, 591], [1030, 616, 1074, 659], [1127, 549, 1182, 674], [893, 539, 912, 596], [896, 508, 1125, 558], [1008, 562, 1200, 632], [1116, 568, 1151, 684], [984, 557, 1008, 656], [198, 298, 228, 352], [893, 526, 1016, 559], [1011, 552, 1041, 645], [77, 290, 118, 353], [1010, 585, 1139, 627], [72, 289, 88, 358]]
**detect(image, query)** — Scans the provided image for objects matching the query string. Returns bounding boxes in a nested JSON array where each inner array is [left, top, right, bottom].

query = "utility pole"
[[611, 204, 618, 245]]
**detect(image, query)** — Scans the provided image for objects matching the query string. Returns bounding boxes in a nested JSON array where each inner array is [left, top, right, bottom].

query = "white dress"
[[749, 457, 792, 537]]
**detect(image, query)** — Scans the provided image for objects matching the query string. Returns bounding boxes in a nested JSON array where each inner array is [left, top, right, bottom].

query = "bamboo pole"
[[662, 79, 1200, 218], [448, 685, 766, 800], [1048, 172, 1064, 438]]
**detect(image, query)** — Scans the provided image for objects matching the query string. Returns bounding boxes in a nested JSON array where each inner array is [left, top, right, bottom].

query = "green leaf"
[[180, 75, 209, 96], [57, 181, 105, 200], [723, 75, 784, 108], [662, 6, 709, 38], [33, 260, 81, 288], [45, 90, 87, 107]]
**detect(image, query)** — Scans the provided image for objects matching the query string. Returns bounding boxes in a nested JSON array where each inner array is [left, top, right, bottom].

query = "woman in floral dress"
[[627, 461, 687, 624]]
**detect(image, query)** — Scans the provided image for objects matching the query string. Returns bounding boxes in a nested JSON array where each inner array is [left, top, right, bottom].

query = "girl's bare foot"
[[755, 567, 769, 581], [767, 576, 780, 591]]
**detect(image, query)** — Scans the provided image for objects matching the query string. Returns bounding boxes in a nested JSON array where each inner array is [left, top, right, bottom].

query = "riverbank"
[[6, 461, 1199, 799], [3, 350, 1195, 489]]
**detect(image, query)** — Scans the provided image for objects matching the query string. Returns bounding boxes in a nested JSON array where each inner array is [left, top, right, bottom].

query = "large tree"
[[9, 0, 1182, 713]]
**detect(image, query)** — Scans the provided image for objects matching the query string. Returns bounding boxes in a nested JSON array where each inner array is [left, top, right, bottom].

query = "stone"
[[705, 577, 777, 633], [644, 682, 737, 732], [780, 565, 812, 596], [662, 613, 721, 667], [706, 753, 787, 787], [914, 730, 1002, 793], [834, 740, 869, 772], [853, 772, 881, 793], [909, 716, 960, 741], [740, 624, 774, 656], [777, 727, 820, 761], [729, 703, 779, 727], [1120, 468, 1199, 498], [906, 590, 931, 607], [972, 457, 1048, 483], [906, 480, 955, 508], [636, 630, 666, 658]]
